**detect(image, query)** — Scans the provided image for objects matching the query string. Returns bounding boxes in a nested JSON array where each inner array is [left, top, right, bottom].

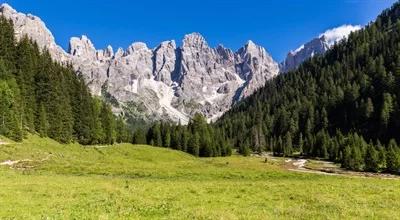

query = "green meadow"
[[0, 135, 399, 219]]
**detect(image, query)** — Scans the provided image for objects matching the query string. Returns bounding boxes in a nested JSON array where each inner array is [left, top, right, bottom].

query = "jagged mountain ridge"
[[280, 25, 361, 73], [0, 3, 279, 124]]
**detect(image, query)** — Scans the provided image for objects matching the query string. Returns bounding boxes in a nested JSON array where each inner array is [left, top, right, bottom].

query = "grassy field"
[[1, 135, 400, 219]]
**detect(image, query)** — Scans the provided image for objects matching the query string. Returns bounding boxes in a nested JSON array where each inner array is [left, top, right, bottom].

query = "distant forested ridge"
[[216, 2, 400, 173], [0, 16, 130, 144]]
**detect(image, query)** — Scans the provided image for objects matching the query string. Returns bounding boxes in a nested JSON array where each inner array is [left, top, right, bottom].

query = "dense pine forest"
[[216, 2, 400, 173], [0, 17, 130, 145], [134, 114, 231, 157]]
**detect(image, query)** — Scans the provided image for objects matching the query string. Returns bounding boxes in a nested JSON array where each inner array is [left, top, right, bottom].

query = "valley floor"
[[0, 135, 400, 219]]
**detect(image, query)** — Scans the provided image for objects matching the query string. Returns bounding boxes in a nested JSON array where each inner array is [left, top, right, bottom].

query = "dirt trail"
[[0, 154, 53, 168], [286, 158, 400, 179], [0, 159, 32, 166], [288, 159, 339, 176]]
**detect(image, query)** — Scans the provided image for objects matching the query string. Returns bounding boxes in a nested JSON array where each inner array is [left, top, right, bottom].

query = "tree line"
[[215, 2, 400, 174], [132, 114, 231, 157], [0, 16, 130, 144]]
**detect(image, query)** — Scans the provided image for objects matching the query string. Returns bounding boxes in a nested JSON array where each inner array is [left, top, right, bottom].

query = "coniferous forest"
[[0, 17, 130, 145], [216, 2, 400, 173], [136, 114, 231, 157]]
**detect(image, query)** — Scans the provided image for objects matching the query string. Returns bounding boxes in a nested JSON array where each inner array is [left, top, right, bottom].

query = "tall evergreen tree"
[[132, 128, 147, 145]]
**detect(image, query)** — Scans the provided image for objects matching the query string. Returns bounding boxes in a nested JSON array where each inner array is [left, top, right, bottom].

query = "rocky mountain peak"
[[281, 25, 361, 73], [244, 40, 257, 50], [0, 3, 69, 63], [126, 42, 150, 55], [104, 45, 114, 58], [0, 3, 15, 14], [69, 35, 97, 59], [182, 32, 208, 49], [154, 40, 177, 85], [159, 40, 176, 48], [114, 48, 125, 58], [235, 41, 279, 98], [239, 40, 265, 57]]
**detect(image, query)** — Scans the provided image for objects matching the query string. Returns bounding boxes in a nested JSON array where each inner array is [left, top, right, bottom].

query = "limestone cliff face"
[[0, 4, 279, 123], [0, 3, 69, 63]]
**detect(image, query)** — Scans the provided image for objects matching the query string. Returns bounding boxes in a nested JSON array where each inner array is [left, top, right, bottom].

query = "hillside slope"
[[216, 2, 400, 173]]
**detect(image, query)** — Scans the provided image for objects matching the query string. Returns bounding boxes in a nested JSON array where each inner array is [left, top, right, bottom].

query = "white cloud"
[[320, 25, 362, 47]]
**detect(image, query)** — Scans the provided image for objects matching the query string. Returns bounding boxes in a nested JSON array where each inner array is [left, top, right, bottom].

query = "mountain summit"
[[280, 25, 361, 73]]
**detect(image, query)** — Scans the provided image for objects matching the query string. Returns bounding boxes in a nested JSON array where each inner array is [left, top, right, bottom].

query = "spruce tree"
[[364, 144, 380, 172], [37, 103, 48, 138], [100, 102, 115, 145], [283, 132, 293, 157], [132, 128, 146, 145], [163, 127, 171, 148], [189, 132, 200, 156], [151, 123, 162, 147], [386, 139, 400, 173]]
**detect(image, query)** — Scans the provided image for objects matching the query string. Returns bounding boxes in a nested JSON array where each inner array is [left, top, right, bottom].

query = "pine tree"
[[377, 141, 387, 170], [163, 127, 171, 148], [364, 98, 374, 119], [132, 128, 146, 145], [115, 116, 128, 143], [239, 142, 251, 157], [283, 132, 293, 157], [0, 80, 13, 134], [181, 129, 189, 152], [100, 102, 115, 145], [321, 108, 329, 130], [298, 133, 304, 155], [188, 132, 200, 156], [380, 93, 393, 128], [342, 145, 352, 169], [350, 143, 364, 171], [386, 139, 400, 173], [37, 103, 48, 138], [151, 123, 162, 147], [92, 98, 105, 144], [15, 36, 37, 132], [364, 144, 380, 172], [0, 17, 16, 65], [171, 128, 182, 150], [0, 78, 22, 141]]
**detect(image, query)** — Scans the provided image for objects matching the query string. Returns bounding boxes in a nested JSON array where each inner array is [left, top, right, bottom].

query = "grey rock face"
[[280, 25, 361, 73], [1, 4, 279, 124], [69, 36, 111, 96], [154, 41, 177, 85], [176, 33, 241, 118], [236, 41, 279, 98], [280, 37, 329, 73], [0, 3, 69, 63]]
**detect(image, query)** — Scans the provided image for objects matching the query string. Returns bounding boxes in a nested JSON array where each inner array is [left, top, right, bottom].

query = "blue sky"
[[1, 0, 397, 61]]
